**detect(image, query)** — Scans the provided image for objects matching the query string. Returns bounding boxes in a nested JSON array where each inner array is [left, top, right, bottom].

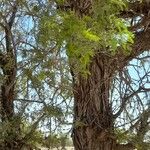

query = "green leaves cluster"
[[115, 128, 135, 143], [38, 0, 134, 76], [0, 117, 43, 149], [44, 134, 72, 149]]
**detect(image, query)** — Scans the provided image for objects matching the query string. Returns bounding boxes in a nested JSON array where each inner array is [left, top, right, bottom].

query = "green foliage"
[[82, 29, 100, 42], [74, 120, 87, 128], [0, 117, 21, 144], [44, 134, 61, 148], [44, 105, 63, 118], [115, 128, 150, 150], [44, 133, 72, 149], [38, 0, 134, 76], [0, 117, 44, 149], [21, 121, 44, 148], [115, 128, 135, 143], [135, 140, 150, 150]]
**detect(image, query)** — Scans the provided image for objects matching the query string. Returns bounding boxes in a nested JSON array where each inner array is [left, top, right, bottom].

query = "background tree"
[[0, 0, 72, 149]]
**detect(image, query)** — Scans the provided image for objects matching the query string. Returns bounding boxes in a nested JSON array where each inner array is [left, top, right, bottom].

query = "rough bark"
[[71, 53, 137, 150], [68, 1, 150, 150], [72, 54, 116, 150]]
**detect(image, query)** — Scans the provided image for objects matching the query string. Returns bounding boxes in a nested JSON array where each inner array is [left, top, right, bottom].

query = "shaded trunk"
[[72, 54, 116, 150], [1, 27, 16, 122], [1, 65, 15, 122], [0, 2, 17, 122], [0, 16, 19, 149], [0, 52, 18, 149], [0, 54, 24, 149]]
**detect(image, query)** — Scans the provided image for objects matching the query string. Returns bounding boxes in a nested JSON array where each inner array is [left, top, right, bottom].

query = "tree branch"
[[121, 1, 150, 18], [8, 1, 18, 28]]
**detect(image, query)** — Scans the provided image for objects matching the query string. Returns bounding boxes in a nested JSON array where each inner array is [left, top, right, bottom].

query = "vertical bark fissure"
[[72, 54, 116, 150]]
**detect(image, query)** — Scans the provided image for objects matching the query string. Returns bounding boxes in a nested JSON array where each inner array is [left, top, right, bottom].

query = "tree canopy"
[[0, 0, 150, 150]]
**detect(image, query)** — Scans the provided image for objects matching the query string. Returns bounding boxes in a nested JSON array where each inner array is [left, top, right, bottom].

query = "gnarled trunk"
[[72, 54, 116, 150]]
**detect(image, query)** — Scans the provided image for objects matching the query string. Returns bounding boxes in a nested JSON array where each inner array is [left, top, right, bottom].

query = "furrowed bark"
[[72, 54, 116, 150], [67, 0, 150, 150]]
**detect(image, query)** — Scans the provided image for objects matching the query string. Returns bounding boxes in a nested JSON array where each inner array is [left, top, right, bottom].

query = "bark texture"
[[67, 0, 150, 150], [72, 54, 116, 150]]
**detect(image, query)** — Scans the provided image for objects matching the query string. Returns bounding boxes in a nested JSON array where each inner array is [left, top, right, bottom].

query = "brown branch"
[[14, 98, 45, 104], [115, 28, 150, 71], [8, 2, 18, 28], [114, 1, 150, 67], [113, 86, 143, 119], [121, 1, 150, 18], [127, 29, 150, 58], [136, 107, 150, 140], [22, 113, 45, 142]]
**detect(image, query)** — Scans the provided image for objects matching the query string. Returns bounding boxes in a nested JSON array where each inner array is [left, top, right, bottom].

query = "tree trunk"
[[0, 52, 18, 149], [0, 27, 16, 122], [72, 54, 116, 150], [0, 14, 18, 148], [1, 63, 15, 122]]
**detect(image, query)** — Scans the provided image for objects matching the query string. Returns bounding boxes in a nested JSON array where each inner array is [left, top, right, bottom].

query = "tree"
[[0, 0, 72, 149], [0, 0, 150, 150], [51, 0, 150, 150]]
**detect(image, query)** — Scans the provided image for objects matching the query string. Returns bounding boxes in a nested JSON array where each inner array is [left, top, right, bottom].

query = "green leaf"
[[82, 30, 100, 42]]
